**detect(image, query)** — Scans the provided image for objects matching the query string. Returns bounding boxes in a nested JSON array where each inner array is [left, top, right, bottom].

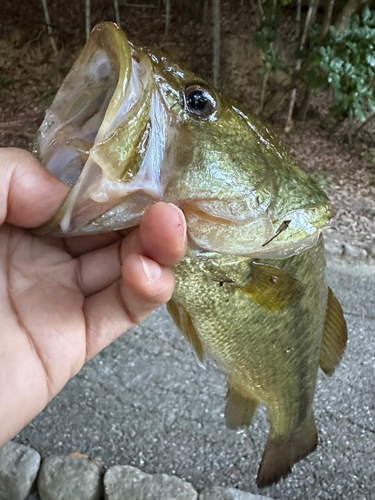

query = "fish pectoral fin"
[[319, 287, 348, 376], [240, 264, 304, 311], [225, 380, 259, 430], [257, 412, 318, 488], [167, 299, 205, 366]]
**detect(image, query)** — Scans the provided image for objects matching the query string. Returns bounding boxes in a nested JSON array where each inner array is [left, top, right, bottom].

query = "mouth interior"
[[38, 44, 150, 190], [37, 50, 118, 187]]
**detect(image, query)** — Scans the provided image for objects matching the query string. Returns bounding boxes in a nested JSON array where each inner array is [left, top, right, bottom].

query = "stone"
[[38, 454, 102, 500], [323, 240, 343, 258], [0, 441, 41, 500], [342, 244, 368, 262], [199, 487, 272, 500], [369, 245, 375, 259], [104, 465, 197, 500]]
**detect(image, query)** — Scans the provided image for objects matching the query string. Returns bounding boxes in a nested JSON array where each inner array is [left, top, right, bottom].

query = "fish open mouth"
[[34, 23, 167, 234], [33, 22, 333, 260]]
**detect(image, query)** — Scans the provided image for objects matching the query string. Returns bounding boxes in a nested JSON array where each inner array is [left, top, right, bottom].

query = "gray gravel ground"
[[15, 261, 375, 500]]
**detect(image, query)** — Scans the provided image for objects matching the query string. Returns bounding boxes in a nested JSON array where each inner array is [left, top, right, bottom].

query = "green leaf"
[[366, 54, 375, 68]]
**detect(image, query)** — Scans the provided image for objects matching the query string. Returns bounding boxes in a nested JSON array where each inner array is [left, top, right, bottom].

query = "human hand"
[[0, 148, 187, 447]]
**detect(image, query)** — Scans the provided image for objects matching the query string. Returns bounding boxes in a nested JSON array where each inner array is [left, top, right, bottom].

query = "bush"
[[313, 7, 375, 124]]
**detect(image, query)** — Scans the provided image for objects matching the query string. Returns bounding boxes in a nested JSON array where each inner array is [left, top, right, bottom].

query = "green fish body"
[[32, 22, 347, 488], [169, 237, 346, 487]]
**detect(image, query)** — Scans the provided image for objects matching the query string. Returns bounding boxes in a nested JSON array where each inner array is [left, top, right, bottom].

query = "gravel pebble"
[[342, 243, 368, 261], [199, 486, 272, 499], [38, 454, 102, 500], [0, 441, 41, 500], [104, 465, 197, 500], [323, 240, 343, 258]]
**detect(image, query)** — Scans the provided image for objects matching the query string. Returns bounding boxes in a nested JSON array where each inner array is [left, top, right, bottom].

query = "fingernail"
[[167, 203, 187, 245], [139, 256, 162, 283]]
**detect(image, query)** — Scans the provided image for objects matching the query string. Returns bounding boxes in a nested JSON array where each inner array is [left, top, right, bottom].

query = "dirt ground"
[[1, 0, 375, 247]]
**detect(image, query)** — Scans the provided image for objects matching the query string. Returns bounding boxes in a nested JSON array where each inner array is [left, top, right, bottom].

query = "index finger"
[[0, 147, 69, 227]]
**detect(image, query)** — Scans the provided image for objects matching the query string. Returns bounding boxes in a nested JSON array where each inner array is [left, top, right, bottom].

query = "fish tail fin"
[[256, 412, 317, 488]]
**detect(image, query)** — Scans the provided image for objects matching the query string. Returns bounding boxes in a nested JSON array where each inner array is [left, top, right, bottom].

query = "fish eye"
[[184, 85, 216, 119]]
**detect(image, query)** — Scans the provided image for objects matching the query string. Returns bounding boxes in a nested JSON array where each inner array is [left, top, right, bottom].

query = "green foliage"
[[255, 12, 286, 74], [312, 7, 375, 123]]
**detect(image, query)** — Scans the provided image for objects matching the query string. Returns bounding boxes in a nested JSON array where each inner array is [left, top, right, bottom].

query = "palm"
[[0, 147, 186, 447], [1, 223, 85, 402]]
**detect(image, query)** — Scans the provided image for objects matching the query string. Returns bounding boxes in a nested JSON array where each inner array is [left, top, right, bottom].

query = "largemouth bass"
[[32, 23, 347, 488]]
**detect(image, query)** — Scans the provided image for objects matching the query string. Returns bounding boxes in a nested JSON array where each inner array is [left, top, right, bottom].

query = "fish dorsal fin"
[[240, 264, 304, 311], [225, 380, 259, 430], [319, 287, 347, 376], [167, 299, 205, 366]]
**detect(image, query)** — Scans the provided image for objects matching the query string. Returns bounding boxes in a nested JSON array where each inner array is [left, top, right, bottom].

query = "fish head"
[[34, 22, 333, 259]]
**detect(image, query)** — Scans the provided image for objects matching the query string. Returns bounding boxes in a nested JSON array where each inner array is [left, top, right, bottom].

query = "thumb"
[[0, 147, 69, 227]]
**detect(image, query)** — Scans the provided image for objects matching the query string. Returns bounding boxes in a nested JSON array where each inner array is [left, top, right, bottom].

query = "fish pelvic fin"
[[319, 287, 348, 376], [167, 299, 205, 366], [256, 412, 318, 488], [240, 264, 304, 311], [225, 380, 259, 430]]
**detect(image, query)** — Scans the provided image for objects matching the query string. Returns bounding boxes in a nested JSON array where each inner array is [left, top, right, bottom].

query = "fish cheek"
[[164, 122, 194, 197], [173, 122, 194, 173]]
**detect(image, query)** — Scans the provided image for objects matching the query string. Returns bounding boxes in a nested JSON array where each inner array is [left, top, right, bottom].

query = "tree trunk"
[[258, 70, 269, 114], [85, 0, 91, 41], [285, 0, 303, 131], [40, 0, 58, 54], [285, 0, 320, 131], [298, 88, 312, 119], [322, 0, 335, 35], [334, 0, 367, 31], [165, 0, 171, 36], [257, 0, 264, 20], [212, 0, 221, 87], [114, 0, 121, 27], [249, 0, 260, 26]]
